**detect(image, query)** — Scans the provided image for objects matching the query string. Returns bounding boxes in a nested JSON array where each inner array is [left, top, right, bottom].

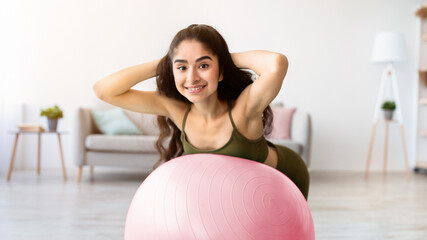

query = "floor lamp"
[[365, 31, 411, 179]]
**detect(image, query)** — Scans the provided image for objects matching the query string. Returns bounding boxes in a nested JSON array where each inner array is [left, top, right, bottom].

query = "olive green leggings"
[[269, 142, 310, 200]]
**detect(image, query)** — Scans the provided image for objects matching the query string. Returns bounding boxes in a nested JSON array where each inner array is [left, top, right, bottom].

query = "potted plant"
[[381, 101, 396, 120], [40, 105, 63, 131]]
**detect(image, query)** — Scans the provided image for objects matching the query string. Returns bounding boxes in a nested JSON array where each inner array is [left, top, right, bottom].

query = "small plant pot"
[[383, 110, 394, 120], [47, 118, 58, 131]]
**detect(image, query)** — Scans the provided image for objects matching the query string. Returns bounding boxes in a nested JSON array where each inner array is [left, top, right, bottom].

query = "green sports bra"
[[181, 102, 269, 163]]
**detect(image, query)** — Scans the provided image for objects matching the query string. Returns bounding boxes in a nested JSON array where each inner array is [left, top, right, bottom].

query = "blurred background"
[[0, 0, 424, 173]]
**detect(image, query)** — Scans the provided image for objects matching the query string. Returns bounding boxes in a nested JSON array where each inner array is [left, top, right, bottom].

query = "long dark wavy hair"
[[155, 24, 273, 163]]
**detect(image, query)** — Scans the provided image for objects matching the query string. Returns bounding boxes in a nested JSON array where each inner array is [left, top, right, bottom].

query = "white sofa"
[[74, 106, 312, 182]]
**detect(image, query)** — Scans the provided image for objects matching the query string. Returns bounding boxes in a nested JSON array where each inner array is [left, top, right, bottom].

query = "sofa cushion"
[[90, 108, 141, 135], [267, 107, 296, 140], [141, 114, 161, 135], [123, 109, 143, 132], [114, 110, 160, 135], [85, 134, 158, 153]]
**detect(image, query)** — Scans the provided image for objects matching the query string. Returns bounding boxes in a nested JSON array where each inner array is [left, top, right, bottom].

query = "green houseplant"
[[40, 105, 63, 131], [381, 101, 396, 120]]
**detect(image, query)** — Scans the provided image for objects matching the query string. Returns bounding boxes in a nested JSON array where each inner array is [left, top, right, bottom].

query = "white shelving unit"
[[415, 6, 427, 171]]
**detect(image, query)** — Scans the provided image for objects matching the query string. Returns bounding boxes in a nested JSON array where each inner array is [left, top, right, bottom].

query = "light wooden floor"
[[1, 168, 427, 240]]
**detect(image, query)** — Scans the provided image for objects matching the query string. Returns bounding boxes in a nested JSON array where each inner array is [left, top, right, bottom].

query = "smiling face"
[[172, 40, 223, 103]]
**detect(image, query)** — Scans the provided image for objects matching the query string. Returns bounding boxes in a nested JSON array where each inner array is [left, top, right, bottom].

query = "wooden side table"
[[7, 130, 67, 181], [365, 119, 411, 179]]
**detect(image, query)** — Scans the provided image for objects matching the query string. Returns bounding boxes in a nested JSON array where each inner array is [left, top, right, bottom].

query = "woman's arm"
[[93, 59, 174, 116], [232, 51, 288, 118]]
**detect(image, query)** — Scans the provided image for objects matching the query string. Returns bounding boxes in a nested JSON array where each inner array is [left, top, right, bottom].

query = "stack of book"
[[17, 124, 45, 132]]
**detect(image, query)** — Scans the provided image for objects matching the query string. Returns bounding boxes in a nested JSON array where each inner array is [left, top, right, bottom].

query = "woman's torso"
[[180, 101, 275, 164]]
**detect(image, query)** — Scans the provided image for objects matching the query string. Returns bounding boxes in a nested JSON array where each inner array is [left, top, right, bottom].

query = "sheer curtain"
[[0, 99, 25, 173], [0, 2, 26, 173]]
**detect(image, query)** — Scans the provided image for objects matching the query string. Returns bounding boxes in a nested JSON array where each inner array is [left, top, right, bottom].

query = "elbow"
[[92, 81, 106, 100], [275, 54, 288, 79]]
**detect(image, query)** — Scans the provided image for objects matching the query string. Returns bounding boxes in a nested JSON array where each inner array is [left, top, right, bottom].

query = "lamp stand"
[[365, 63, 411, 179]]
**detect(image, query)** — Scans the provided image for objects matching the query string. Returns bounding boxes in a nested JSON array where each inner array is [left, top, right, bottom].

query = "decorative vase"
[[383, 110, 394, 120], [47, 118, 58, 131]]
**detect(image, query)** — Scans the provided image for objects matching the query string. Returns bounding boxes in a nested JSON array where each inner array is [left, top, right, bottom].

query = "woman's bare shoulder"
[[161, 97, 190, 131]]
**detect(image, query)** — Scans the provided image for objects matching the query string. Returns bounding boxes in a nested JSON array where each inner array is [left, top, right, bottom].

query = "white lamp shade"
[[371, 31, 407, 63]]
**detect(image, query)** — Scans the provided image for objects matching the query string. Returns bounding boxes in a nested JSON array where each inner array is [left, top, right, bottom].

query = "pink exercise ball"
[[124, 154, 315, 240]]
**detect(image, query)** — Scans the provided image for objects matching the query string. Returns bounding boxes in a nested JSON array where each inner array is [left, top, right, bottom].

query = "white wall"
[[1, 0, 425, 174]]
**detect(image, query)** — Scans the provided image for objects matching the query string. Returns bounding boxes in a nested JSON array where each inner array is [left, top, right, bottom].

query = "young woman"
[[93, 24, 309, 199]]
